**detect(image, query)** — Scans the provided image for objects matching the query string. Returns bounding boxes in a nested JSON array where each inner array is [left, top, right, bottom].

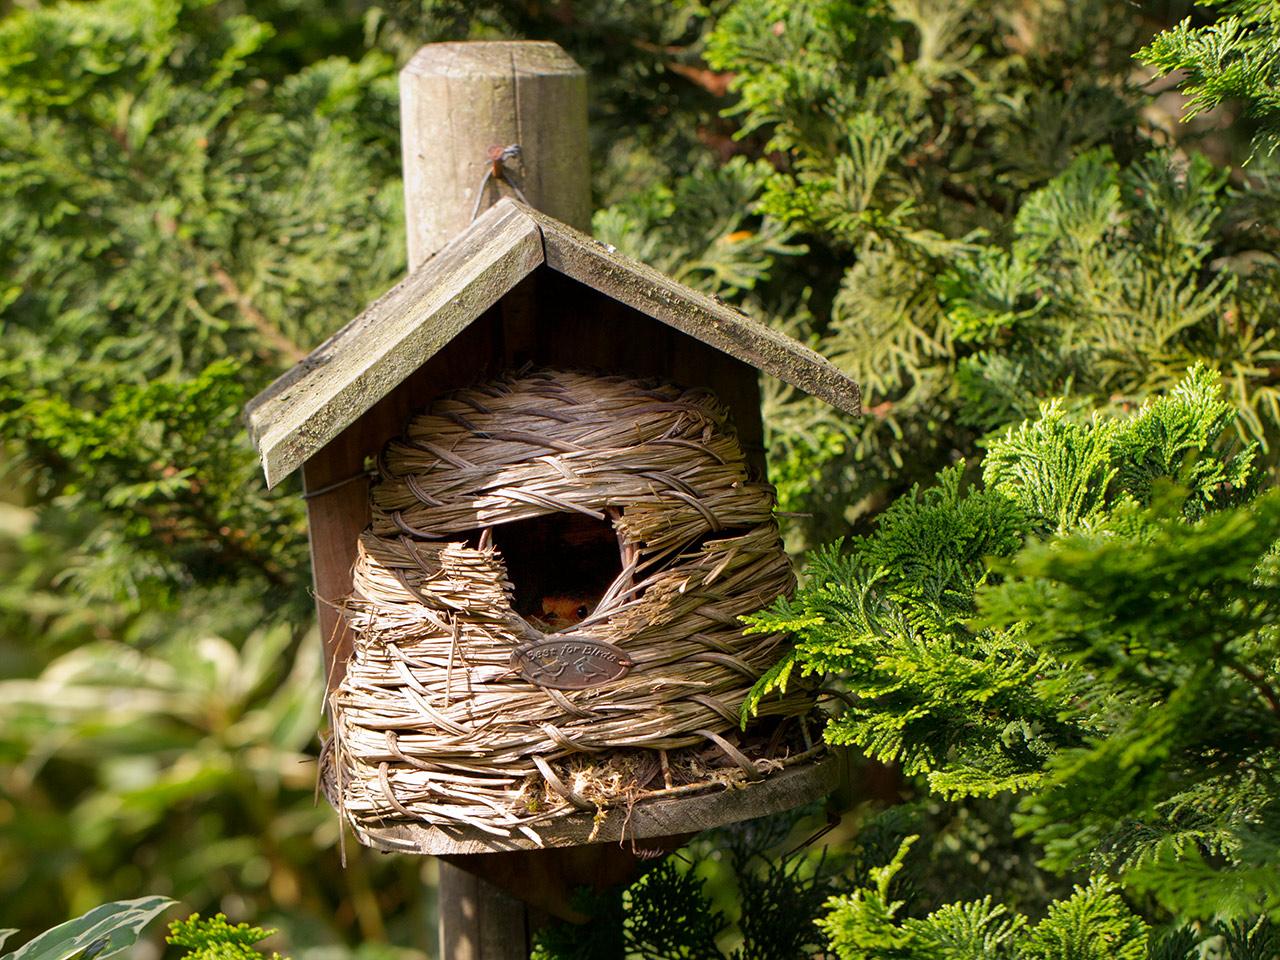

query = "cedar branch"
[[210, 264, 309, 365]]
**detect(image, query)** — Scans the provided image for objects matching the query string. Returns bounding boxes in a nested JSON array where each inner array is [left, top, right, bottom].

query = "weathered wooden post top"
[[244, 39, 860, 946]]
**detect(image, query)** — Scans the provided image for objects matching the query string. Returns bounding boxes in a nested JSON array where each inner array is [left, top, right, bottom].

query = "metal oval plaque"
[[512, 638, 634, 690]]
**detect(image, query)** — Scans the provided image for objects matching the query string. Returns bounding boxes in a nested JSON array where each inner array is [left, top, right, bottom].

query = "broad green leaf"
[[1, 897, 174, 960]]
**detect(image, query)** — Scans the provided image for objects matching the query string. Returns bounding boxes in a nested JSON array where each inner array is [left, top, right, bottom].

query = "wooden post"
[[400, 41, 591, 270], [437, 863, 533, 960], [397, 41, 591, 959]]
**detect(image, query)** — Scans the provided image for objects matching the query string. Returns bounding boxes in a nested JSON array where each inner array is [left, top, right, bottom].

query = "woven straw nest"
[[324, 369, 818, 847]]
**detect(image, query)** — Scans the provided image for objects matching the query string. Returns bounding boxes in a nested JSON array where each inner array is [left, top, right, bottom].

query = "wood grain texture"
[[302, 315, 503, 691], [438, 862, 532, 960], [400, 45, 597, 948], [246, 201, 861, 489], [527, 203, 863, 418], [442, 840, 689, 923], [301, 433, 369, 687], [401, 42, 590, 268], [346, 751, 845, 856], [523, 269, 769, 479], [246, 201, 543, 488]]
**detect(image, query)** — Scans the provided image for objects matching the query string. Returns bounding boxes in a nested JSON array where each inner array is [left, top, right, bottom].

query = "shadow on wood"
[[442, 836, 692, 925]]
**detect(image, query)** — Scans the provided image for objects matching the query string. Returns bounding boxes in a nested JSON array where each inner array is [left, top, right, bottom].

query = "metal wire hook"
[[470, 143, 530, 221]]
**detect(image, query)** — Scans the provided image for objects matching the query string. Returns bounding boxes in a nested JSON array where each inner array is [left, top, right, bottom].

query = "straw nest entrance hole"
[[324, 369, 820, 850], [468, 512, 624, 633]]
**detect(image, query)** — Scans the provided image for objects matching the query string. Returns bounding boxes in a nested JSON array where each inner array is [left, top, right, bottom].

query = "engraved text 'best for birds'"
[[512, 638, 634, 690]]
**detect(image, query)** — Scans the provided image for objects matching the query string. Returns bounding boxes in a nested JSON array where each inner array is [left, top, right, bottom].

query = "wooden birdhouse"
[[244, 40, 860, 948]]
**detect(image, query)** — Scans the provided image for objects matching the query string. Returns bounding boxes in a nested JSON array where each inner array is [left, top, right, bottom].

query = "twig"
[[209, 264, 308, 364], [1229, 659, 1280, 719]]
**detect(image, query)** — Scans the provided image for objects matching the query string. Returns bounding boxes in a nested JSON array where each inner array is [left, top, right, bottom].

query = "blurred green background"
[[2, 0, 1275, 957]]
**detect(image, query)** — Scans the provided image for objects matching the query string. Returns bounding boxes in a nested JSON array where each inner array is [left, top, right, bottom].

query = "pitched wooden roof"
[[246, 198, 861, 487]]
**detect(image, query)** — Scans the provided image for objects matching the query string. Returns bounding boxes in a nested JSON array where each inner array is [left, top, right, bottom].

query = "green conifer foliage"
[[0, 0, 402, 611], [542, 370, 1279, 958], [1139, 0, 1280, 159], [746, 368, 1280, 924], [530, 807, 863, 960], [818, 852, 1280, 959], [691, 0, 1280, 539], [819, 846, 1152, 960], [0, 0, 407, 941], [167, 915, 280, 960]]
